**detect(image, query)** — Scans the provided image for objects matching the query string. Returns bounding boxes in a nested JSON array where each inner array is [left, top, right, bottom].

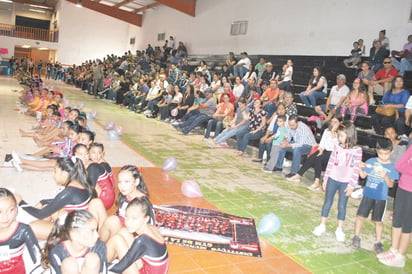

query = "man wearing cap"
[[315, 74, 350, 123], [258, 62, 276, 88], [234, 52, 251, 78], [177, 88, 217, 135]]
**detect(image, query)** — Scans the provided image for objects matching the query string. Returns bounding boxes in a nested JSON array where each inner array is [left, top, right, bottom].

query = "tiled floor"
[[2, 76, 411, 273]]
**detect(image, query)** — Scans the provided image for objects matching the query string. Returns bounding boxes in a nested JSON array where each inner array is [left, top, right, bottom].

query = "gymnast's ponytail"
[[41, 210, 95, 268]]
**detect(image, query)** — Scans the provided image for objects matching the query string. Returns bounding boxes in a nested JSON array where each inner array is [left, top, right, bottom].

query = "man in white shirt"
[[234, 52, 251, 78], [315, 74, 350, 123]]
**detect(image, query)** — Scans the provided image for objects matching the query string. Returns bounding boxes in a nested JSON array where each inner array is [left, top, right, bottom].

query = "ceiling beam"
[[11, 0, 54, 9], [154, 0, 196, 17], [65, 0, 142, 27], [135, 2, 160, 13], [113, 0, 134, 8]]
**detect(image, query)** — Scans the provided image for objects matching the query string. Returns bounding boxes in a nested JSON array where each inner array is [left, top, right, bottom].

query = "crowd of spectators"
[[8, 29, 412, 269]]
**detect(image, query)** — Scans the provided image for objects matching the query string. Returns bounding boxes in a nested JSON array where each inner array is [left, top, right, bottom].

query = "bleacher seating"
[[187, 54, 412, 162]]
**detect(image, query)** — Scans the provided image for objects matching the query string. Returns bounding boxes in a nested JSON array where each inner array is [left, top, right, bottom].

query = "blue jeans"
[[214, 124, 249, 144], [234, 66, 248, 78], [236, 128, 266, 152], [321, 178, 349, 221], [205, 119, 223, 138], [392, 57, 412, 76], [179, 113, 211, 135], [258, 141, 272, 160], [299, 90, 326, 107], [275, 144, 312, 174], [263, 103, 277, 120]]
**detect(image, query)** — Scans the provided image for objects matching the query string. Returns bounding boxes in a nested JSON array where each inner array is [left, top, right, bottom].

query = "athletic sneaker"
[[335, 227, 345, 242], [351, 235, 361, 249], [262, 167, 273, 174], [379, 251, 406, 268], [377, 248, 397, 260], [374, 242, 384, 254], [12, 159, 23, 173], [313, 224, 326, 236], [11, 151, 21, 165]]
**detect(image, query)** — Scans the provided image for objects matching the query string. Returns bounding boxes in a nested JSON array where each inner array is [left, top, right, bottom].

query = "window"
[[130, 37, 135, 45], [230, 21, 248, 36], [157, 32, 165, 41]]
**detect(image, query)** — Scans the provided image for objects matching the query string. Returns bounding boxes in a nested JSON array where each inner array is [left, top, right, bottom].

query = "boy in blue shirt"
[[262, 115, 288, 173], [351, 138, 400, 254]]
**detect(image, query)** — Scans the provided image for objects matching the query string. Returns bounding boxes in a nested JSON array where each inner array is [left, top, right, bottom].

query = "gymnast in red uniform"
[[0, 188, 41, 274], [107, 197, 168, 274], [99, 165, 155, 243], [73, 144, 115, 210], [42, 210, 107, 274]]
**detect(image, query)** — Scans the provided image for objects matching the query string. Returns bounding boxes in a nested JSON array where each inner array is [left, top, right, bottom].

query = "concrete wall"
[[131, 0, 412, 56]]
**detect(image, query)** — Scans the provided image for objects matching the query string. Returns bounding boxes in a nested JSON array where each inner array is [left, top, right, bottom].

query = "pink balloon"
[[116, 126, 124, 135], [104, 121, 115, 131], [181, 180, 203, 198], [162, 157, 178, 171]]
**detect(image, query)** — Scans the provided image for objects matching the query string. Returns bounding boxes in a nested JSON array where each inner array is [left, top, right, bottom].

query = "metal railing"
[[0, 23, 58, 42]]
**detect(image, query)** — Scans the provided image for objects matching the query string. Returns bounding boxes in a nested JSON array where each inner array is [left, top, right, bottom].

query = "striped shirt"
[[286, 122, 316, 148], [324, 145, 362, 188]]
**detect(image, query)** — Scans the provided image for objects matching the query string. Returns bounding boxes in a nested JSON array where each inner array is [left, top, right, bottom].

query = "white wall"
[[132, 0, 412, 56], [56, 1, 138, 65]]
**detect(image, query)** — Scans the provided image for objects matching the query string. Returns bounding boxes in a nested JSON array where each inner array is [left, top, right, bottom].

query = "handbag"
[[375, 105, 397, 116]]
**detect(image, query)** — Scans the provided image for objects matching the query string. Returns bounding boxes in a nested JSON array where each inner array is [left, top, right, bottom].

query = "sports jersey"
[[87, 163, 115, 210], [49, 240, 107, 274], [0, 223, 41, 274], [363, 158, 400, 200], [108, 234, 168, 274], [19, 186, 91, 220]]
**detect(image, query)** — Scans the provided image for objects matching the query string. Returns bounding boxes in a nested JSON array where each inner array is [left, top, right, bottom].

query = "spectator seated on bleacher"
[[339, 78, 369, 121], [277, 59, 293, 92], [315, 74, 350, 123], [252, 103, 288, 163], [234, 52, 251, 79], [241, 76, 261, 99], [258, 62, 276, 89], [343, 41, 362, 69], [177, 88, 217, 135], [283, 92, 298, 117], [404, 95, 412, 131], [299, 66, 328, 107], [261, 79, 280, 119], [233, 76, 245, 100], [369, 40, 388, 73], [391, 35, 412, 77], [226, 52, 237, 76], [272, 114, 317, 178], [358, 62, 375, 104], [255, 57, 267, 80], [371, 76, 409, 135], [194, 60, 211, 83], [368, 57, 398, 97]]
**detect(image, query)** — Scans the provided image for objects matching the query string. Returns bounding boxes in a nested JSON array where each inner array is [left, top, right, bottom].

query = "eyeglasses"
[[383, 62, 392, 64]]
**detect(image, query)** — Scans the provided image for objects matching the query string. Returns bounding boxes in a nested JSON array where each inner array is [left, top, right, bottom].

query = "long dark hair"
[[338, 120, 357, 148], [117, 165, 149, 206], [41, 210, 95, 268], [309, 66, 322, 84], [55, 157, 96, 198]]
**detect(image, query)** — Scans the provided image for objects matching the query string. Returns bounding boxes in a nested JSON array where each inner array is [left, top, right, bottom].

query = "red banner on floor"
[[154, 205, 262, 257]]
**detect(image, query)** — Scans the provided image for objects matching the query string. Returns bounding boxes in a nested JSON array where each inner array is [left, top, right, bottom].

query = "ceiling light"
[[28, 4, 52, 9], [76, 0, 83, 8], [29, 8, 46, 13], [39, 47, 49, 50], [21, 45, 31, 48], [0, 0, 12, 3]]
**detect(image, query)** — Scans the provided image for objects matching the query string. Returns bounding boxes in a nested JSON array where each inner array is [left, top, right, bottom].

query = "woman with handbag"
[[371, 76, 409, 135]]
